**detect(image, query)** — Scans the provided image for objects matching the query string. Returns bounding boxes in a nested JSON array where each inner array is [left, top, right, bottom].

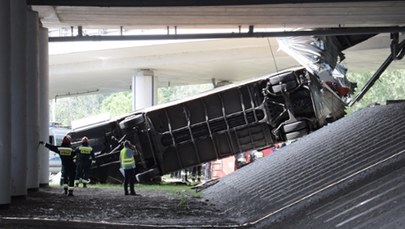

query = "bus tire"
[[119, 114, 145, 131]]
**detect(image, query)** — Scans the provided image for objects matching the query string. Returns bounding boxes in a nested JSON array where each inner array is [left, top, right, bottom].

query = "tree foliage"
[[346, 69, 405, 114], [53, 93, 107, 126], [101, 91, 132, 117]]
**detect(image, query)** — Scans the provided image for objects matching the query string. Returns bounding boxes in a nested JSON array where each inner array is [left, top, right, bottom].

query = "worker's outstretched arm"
[[39, 141, 59, 153]]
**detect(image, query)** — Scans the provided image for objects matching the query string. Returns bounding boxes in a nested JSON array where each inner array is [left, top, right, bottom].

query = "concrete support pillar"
[[0, 0, 12, 208], [132, 70, 157, 111], [10, 0, 28, 197], [38, 27, 49, 186], [26, 10, 40, 191]]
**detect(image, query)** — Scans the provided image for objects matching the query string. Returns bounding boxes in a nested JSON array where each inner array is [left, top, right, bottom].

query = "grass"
[[94, 182, 201, 207], [50, 180, 200, 208], [177, 192, 189, 208], [138, 183, 201, 198], [84, 182, 201, 197], [50, 174, 201, 200]]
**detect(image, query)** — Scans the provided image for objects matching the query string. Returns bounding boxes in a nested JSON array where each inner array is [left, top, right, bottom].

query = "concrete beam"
[[38, 27, 50, 186], [26, 0, 401, 7], [11, 0, 28, 197], [0, 0, 12, 208], [26, 10, 40, 191]]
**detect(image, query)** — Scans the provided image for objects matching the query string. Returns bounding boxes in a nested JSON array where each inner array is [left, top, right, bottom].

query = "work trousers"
[[76, 160, 91, 181], [124, 168, 136, 194], [62, 161, 76, 188]]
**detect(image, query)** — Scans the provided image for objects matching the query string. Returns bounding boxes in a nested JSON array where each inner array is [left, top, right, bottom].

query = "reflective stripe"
[[79, 146, 92, 154], [120, 148, 135, 168], [68, 186, 74, 191], [58, 147, 73, 156], [63, 184, 68, 188]]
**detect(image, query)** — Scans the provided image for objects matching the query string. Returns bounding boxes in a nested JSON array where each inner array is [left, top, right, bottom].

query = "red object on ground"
[[262, 147, 274, 157], [211, 156, 235, 179]]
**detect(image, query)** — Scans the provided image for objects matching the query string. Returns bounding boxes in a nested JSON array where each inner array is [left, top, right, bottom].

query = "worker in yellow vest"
[[120, 140, 139, 196]]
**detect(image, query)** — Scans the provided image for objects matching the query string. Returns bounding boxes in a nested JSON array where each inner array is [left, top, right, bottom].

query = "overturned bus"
[[69, 32, 403, 183], [69, 66, 349, 183]]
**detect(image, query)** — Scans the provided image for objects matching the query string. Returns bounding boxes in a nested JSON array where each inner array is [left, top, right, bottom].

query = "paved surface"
[[203, 102, 405, 228]]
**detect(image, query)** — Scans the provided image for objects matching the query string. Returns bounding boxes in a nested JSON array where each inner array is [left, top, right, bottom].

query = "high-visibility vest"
[[79, 146, 93, 154], [58, 147, 73, 156], [120, 148, 135, 169]]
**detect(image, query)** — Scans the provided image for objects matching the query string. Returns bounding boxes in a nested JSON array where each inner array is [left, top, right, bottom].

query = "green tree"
[[158, 86, 177, 104], [101, 91, 132, 117], [346, 69, 405, 113], [53, 93, 107, 126]]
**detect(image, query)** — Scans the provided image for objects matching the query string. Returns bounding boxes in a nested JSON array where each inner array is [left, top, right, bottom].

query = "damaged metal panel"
[[277, 33, 376, 102]]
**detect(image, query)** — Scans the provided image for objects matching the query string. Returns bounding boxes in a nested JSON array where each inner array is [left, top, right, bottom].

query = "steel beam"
[[49, 26, 405, 42], [27, 0, 399, 7]]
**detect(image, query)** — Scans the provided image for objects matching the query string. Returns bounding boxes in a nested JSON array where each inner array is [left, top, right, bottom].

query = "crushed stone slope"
[[203, 102, 405, 227], [281, 164, 405, 229]]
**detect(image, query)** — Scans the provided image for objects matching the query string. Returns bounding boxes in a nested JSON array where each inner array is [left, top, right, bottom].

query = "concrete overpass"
[[1, 0, 405, 209], [46, 34, 404, 99], [32, 0, 405, 99]]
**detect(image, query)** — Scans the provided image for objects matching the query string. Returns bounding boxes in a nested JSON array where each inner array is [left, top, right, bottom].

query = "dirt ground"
[[0, 184, 237, 229]]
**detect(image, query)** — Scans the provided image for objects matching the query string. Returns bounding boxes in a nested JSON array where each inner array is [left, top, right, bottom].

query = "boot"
[[68, 190, 74, 196], [63, 184, 68, 195], [124, 190, 129, 195], [130, 189, 136, 195], [83, 183, 87, 188]]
